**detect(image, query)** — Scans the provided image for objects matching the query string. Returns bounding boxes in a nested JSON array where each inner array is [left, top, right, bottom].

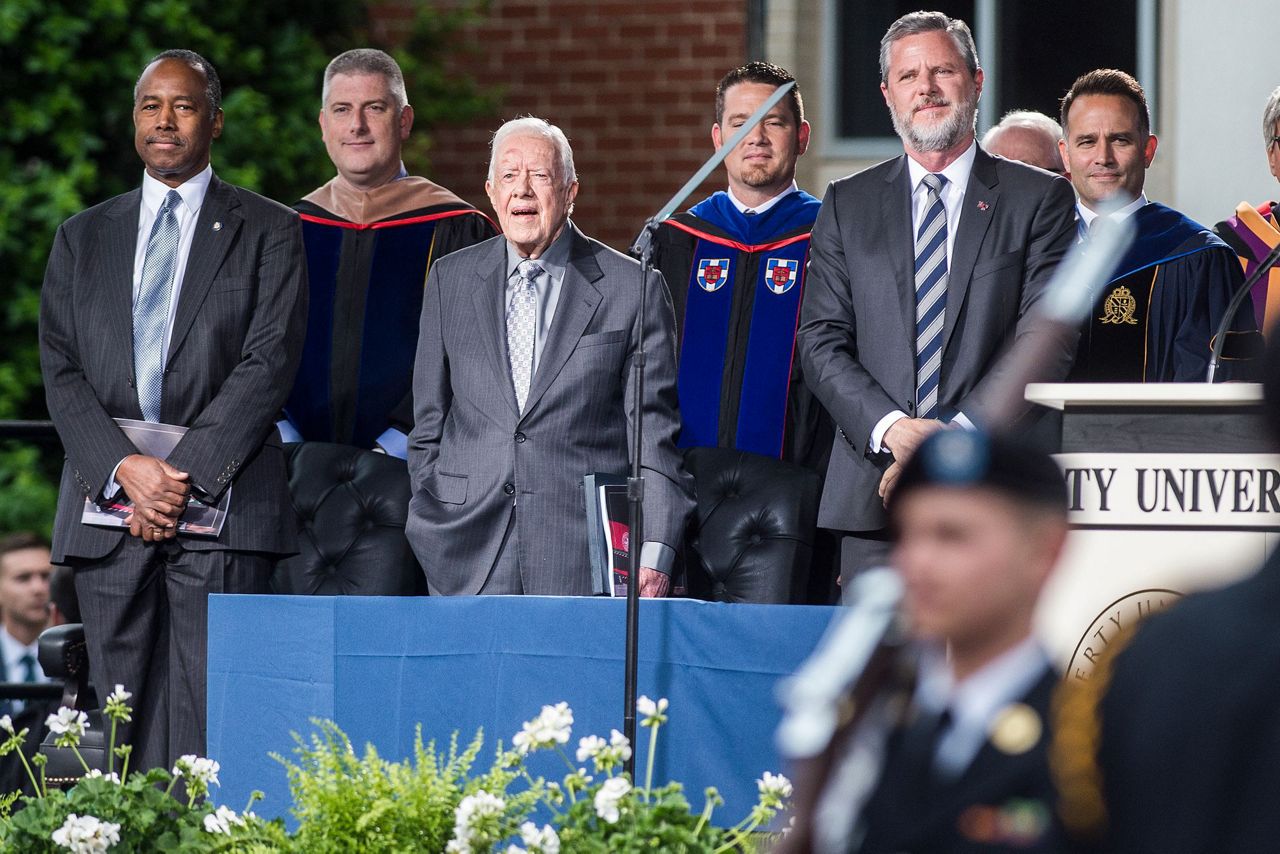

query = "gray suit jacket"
[[406, 222, 693, 595], [797, 148, 1077, 532], [39, 175, 309, 562]]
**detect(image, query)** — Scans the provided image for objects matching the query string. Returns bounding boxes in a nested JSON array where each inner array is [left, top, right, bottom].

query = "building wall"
[[377, 1, 749, 250], [777, 0, 1280, 225]]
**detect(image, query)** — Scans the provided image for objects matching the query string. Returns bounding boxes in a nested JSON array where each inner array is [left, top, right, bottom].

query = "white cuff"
[[950, 411, 976, 430], [277, 419, 303, 444], [103, 459, 126, 501], [640, 541, 675, 575], [870, 410, 909, 454]]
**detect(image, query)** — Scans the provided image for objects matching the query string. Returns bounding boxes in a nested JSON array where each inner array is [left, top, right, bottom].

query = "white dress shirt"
[[727, 181, 798, 216], [0, 627, 47, 685], [870, 143, 979, 453], [105, 166, 214, 497], [912, 635, 1050, 778], [1076, 193, 1148, 241]]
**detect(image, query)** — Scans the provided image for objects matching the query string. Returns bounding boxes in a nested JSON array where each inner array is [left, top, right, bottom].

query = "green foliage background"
[[0, 0, 496, 536]]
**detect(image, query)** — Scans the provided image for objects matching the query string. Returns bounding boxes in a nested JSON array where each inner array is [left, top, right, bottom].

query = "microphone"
[[1206, 240, 1280, 383]]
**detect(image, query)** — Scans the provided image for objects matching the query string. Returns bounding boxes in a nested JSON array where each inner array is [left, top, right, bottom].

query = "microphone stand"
[[1206, 240, 1280, 382], [621, 82, 797, 775]]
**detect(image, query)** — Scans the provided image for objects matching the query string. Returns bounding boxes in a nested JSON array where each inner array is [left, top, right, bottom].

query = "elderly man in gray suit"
[[797, 11, 1077, 585], [39, 50, 307, 771], [407, 117, 692, 597]]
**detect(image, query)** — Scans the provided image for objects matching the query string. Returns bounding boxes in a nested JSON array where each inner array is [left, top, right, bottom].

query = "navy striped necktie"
[[914, 173, 948, 420]]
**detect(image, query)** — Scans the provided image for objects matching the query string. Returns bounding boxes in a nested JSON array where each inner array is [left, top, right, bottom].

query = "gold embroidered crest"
[[1099, 285, 1139, 325]]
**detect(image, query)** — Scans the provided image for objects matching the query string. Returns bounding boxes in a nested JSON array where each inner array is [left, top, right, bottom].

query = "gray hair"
[[487, 117, 577, 186], [322, 49, 409, 111], [981, 109, 1063, 148], [879, 11, 980, 84], [1265, 85, 1280, 147]]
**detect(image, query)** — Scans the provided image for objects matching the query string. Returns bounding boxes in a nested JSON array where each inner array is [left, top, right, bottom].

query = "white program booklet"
[[80, 418, 229, 537]]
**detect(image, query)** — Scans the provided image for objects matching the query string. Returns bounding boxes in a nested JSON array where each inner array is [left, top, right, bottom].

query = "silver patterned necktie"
[[507, 259, 543, 413], [134, 189, 183, 423], [914, 173, 948, 420]]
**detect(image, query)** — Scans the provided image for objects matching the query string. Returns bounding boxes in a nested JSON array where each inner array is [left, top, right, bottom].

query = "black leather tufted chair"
[[682, 447, 822, 604], [272, 442, 425, 595]]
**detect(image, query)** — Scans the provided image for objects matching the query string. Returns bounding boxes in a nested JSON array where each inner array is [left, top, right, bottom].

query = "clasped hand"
[[115, 454, 191, 542]]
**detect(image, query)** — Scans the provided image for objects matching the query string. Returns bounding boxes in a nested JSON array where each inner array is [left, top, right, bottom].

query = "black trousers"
[[73, 537, 271, 774]]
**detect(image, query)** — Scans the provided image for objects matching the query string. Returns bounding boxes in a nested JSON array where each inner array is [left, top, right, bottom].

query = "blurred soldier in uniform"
[[783, 429, 1071, 853]]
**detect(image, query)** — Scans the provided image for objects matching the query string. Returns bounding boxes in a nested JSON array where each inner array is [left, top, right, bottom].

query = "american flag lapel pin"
[[976, 200, 989, 211]]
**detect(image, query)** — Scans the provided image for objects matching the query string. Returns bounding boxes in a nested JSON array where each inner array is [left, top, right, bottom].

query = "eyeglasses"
[[1271, 136, 1280, 150]]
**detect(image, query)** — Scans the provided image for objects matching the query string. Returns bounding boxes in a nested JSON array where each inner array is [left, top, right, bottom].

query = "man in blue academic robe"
[[1059, 69, 1260, 382]]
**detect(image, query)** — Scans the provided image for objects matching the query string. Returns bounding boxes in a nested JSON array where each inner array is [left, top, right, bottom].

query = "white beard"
[[891, 92, 978, 153]]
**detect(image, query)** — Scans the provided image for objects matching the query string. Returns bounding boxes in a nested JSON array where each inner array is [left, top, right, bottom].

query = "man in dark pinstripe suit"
[[38, 51, 307, 773], [407, 117, 693, 596]]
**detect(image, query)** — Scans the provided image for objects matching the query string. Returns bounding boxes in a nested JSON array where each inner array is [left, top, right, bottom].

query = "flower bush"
[[0, 690, 790, 852]]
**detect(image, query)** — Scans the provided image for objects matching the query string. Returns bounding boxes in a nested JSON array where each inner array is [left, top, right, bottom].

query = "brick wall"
[[375, 1, 749, 250]]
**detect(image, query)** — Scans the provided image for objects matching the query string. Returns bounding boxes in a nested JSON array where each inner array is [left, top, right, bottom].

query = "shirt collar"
[[141, 164, 213, 219], [727, 180, 799, 216], [1077, 193, 1148, 228], [914, 634, 1049, 727], [906, 140, 978, 196], [0, 627, 36, 665], [505, 220, 574, 283]]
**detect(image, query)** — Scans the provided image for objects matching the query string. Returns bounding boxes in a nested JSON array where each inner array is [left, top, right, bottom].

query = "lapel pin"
[[212, 221, 222, 231], [989, 702, 1041, 755], [976, 200, 989, 211]]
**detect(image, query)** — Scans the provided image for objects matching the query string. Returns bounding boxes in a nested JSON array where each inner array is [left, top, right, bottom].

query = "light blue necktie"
[[134, 189, 182, 423], [507, 260, 543, 413], [914, 173, 948, 420]]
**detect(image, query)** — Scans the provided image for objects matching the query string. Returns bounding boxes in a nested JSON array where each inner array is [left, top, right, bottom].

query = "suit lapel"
[[883, 158, 918, 351], [521, 223, 603, 419], [166, 176, 243, 366], [942, 148, 1000, 357], [100, 191, 143, 382], [472, 239, 521, 417]]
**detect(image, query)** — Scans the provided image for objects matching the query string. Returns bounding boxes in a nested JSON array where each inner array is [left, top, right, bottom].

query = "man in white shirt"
[[797, 10, 1077, 584], [0, 534, 54, 709]]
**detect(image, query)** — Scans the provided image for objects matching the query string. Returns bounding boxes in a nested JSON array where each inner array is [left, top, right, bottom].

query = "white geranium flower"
[[593, 776, 631, 824], [757, 770, 793, 809], [447, 789, 506, 854], [576, 735, 606, 763], [609, 729, 633, 762], [202, 805, 245, 835], [636, 695, 669, 727], [83, 769, 121, 784], [173, 755, 220, 788], [505, 847, 527, 854], [107, 685, 131, 705], [518, 821, 560, 854], [512, 702, 574, 755], [51, 812, 121, 853], [46, 707, 89, 738], [0, 714, 12, 735]]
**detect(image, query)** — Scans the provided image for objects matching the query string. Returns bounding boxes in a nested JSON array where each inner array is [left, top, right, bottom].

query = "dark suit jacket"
[[797, 148, 1077, 532], [406, 222, 694, 595], [39, 175, 308, 561], [857, 668, 1064, 853], [1078, 552, 1280, 853]]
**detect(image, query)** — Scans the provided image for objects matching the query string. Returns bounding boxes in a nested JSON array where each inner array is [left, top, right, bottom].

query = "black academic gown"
[[1070, 203, 1259, 383], [855, 669, 1065, 854]]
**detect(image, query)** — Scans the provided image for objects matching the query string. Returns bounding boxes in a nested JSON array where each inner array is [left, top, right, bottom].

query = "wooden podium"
[[1024, 383, 1280, 680]]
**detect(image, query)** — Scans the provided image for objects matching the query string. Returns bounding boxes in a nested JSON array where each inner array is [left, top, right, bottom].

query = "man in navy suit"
[[39, 50, 307, 771]]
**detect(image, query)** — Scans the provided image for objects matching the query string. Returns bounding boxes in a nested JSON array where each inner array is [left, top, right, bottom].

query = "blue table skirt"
[[207, 595, 838, 823]]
